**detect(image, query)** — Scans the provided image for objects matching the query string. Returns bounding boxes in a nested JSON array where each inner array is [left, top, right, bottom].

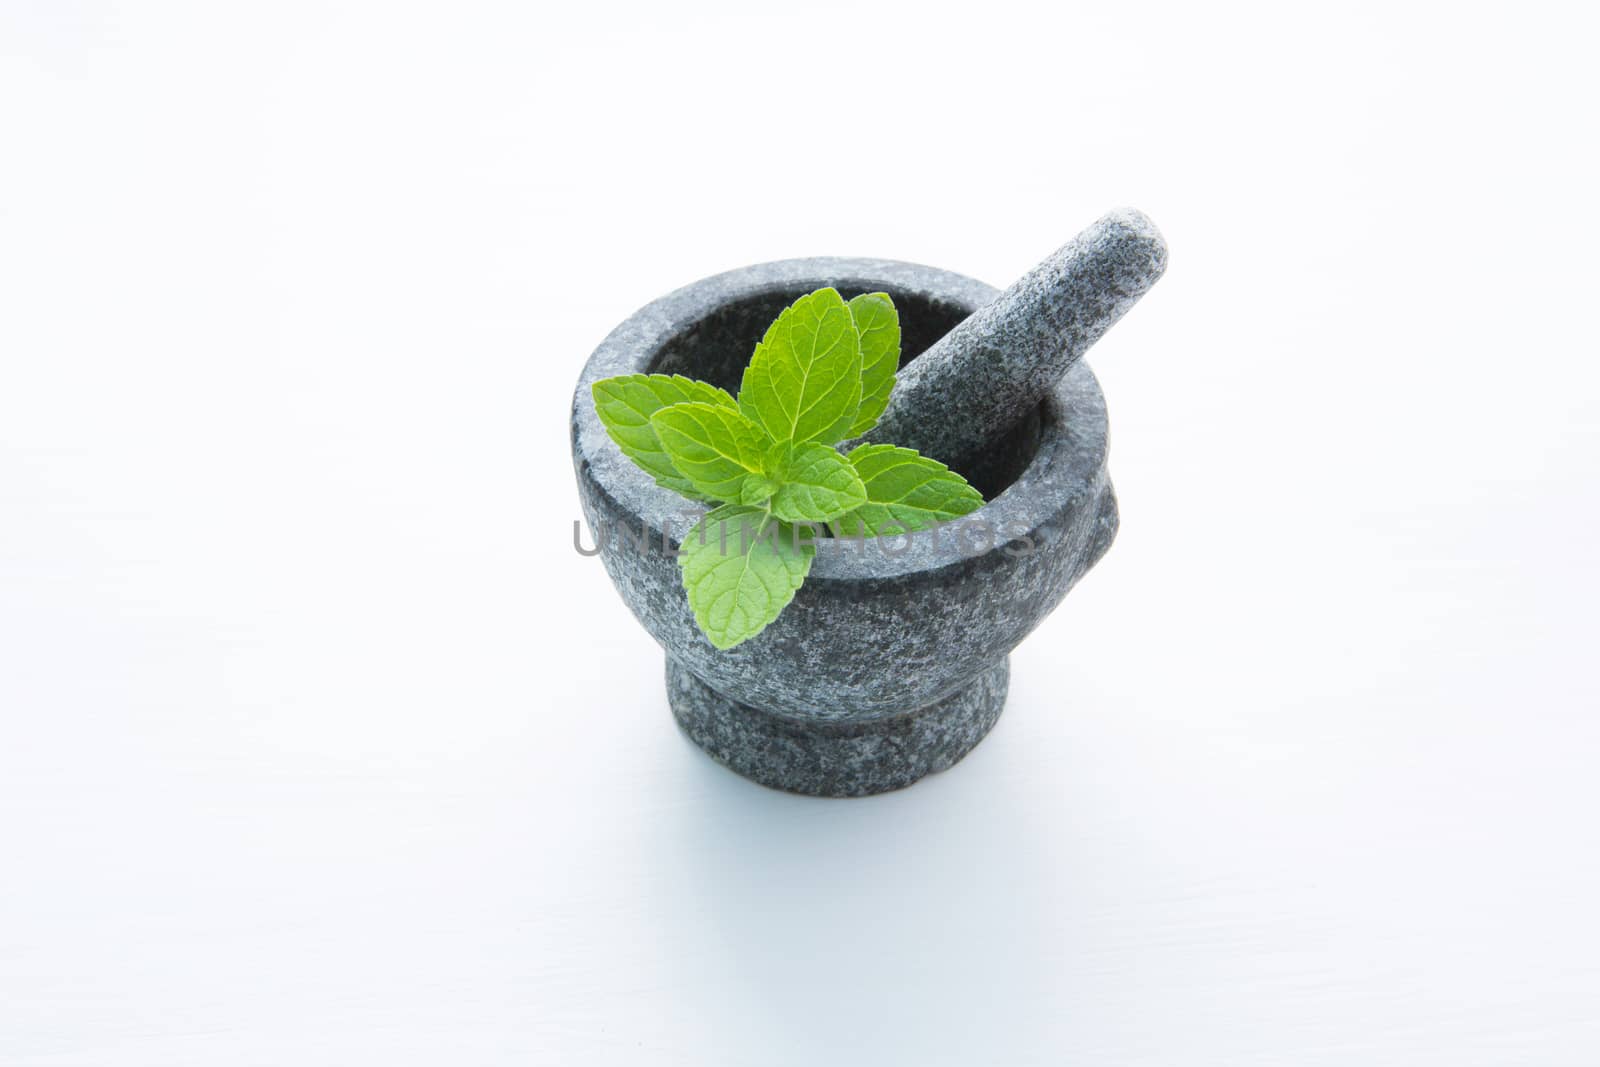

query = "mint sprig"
[[592, 287, 986, 649]]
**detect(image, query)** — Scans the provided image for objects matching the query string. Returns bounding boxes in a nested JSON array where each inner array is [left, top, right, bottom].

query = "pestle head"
[[857, 208, 1167, 471]]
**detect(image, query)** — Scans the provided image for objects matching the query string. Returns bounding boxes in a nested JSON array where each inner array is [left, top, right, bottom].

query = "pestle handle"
[[858, 209, 1168, 465]]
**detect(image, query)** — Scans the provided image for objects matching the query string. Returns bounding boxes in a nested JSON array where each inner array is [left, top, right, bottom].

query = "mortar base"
[[665, 656, 1009, 798]]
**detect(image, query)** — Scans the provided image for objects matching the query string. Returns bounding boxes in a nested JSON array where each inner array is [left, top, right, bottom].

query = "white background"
[[3, 1, 1597, 1063]]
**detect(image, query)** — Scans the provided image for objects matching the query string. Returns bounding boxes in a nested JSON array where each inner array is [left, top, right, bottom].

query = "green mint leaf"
[[833, 444, 985, 536], [738, 473, 780, 505], [649, 402, 770, 503], [591, 374, 739, 501], [845, 292, 900, 437], [767, 442, 868, 523], [680, 504, 815, 650], [737, 287, 862, 447]]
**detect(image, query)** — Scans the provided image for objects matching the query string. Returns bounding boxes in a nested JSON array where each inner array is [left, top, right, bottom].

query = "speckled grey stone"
[[572, 257, 1122, 797], [667, 656, 1008, 797], [858, 210, 1167, 473]]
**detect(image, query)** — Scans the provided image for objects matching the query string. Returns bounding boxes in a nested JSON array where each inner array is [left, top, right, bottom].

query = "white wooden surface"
[[3, 2, 1597, 1062]]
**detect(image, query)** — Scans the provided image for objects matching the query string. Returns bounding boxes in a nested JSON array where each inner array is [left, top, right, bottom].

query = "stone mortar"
[[571, 258, 1119, 797]]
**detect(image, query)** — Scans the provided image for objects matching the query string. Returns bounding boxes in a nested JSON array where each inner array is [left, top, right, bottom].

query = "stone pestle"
[[856, 208, 1168, 468]]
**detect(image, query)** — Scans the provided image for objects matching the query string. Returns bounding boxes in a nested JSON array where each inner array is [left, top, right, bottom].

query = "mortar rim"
[[572, 256, 1111, 582]]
